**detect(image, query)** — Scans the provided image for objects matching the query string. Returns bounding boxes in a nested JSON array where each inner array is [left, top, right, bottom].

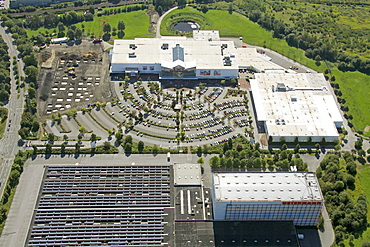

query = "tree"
[[197, 146, 202, 156], [57, 22, 65, 32], [89, 5, 95, 14], [138, 141, 144, 153], [25, 65, 38, 83], [226, 158, 234, 168], [77, 134, 82, 141], [104, 141, 111, 151], [210, 156, 220, 168], [228, 138, 233, 150], [90, 133, 97, 142], [75, 143, 80, 153], [75, 27, 83, 40], [117, 21, 125, 31], [63, 134, 68, 142], [115, 130, 123, 142], [197, 157, 204, 165], [0, 89, 9, 101], [355, 140, 363, 150], [294, 144, 300, 153], [124, 143, 132, 154], [103, 23, 111, 33], [228, 3, 233, 14], [125, 135, 132, 144], [60, 143, 66, 154], [236, 143, 243, 152], [152, 144, 159, 155], [67, 29, 75, 40], [203, 144, 208, 155], [48, 133, 55, 142], [79, 126, 87, 133], [45, 143, 52, 154], [9, 170, 20, 187], [32, 145, 37, 155], [282, 143, 287, 150]]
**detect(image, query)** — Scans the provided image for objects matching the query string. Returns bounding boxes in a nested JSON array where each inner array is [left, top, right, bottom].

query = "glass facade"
[[225, 202, 323, 226], [161, 65, 196, 78]]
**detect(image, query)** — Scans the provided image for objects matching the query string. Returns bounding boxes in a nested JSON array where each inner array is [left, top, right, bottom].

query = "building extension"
[[212, 172, 324, 226], [250, 70, 343, 143]]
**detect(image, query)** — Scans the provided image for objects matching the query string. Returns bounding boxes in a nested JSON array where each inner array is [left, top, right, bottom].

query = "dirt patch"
[[147, 9, 159, 34], [37, 41, 113, 119], [364, 125, 370, 133]]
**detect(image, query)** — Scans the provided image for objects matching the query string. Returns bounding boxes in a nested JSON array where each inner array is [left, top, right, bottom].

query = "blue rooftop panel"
[[172, 45, 184, 62]]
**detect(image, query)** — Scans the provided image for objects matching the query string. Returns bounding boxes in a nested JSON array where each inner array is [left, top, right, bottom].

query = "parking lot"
[[43, 78, 254, 149]]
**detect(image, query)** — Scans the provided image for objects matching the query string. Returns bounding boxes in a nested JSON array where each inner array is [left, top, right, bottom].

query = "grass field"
[[161, 6, 370, 135], [26, 10, 152, 39], [26, 27, 54, 38], [332, 68, 370, 136], [76, 10, 152, 39]]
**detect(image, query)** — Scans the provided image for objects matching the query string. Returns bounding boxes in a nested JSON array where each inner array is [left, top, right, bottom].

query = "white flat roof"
[[213, 172, 323, 202], [174, 163, 201, 186], [236, 48, 285, 71], [193, 30, 220, 41], [251, 71, 342, 138], [111, 36, 238, 70]]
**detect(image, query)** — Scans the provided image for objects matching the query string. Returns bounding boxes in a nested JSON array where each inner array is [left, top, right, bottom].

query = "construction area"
[[37, 41, 112, 118]]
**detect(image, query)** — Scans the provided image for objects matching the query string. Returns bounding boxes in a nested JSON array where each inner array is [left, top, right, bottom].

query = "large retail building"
[[212, 172, 324, 226], [110, 30, 282, 80], [250, 70, 343, 142]]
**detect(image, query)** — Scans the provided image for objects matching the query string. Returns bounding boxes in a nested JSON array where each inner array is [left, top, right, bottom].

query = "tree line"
[[209, 138, 308, 171], [0, 37, 11, 102], [1, 16, 40, 139], [317, 152, 368, 246]]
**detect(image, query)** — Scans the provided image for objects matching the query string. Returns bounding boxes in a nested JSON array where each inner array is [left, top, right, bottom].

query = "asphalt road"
[[0, 25, 25, 197]]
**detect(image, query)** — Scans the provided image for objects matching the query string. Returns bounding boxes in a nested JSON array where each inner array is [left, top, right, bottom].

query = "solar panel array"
[[27, 165, 171, 247]]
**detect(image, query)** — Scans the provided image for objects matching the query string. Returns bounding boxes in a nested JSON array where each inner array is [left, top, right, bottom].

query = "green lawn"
[[76, 10, 152, 39], [25, 10, 152, 39], [332, 68, 370, 136], [26, 27, 56, 38]]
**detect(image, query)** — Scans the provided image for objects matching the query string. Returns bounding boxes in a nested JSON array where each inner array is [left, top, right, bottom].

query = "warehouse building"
[[212, 172, 324, 226], [250, 70, 343, 143]]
